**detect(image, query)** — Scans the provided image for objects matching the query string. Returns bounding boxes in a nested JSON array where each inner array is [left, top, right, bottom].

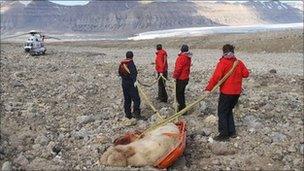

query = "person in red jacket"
[[155, 44, 168, 102], [205, 44, 249, 141], [173, 44, 192, 113]]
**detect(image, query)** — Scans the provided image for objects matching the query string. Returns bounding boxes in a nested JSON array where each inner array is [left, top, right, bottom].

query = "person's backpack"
[[118, 61, 131, 76]]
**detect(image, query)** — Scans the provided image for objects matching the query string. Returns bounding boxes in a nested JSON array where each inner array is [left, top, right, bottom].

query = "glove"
[[134, 81, 138, 87]]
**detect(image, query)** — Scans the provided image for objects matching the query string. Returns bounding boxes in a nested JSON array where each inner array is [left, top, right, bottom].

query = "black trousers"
[[217, 93, 239, 136], [158, 71, 168, 102], [176, 79, 188, 111], [122, 83, 141, 117]]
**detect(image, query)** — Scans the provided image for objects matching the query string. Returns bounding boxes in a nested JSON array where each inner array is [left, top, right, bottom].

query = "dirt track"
[[0, 30, 303, 170]]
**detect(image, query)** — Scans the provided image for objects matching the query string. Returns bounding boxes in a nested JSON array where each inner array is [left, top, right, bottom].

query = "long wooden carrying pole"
[[137, 84, 164, 120], [122, 64, 164, 120], [143, 60, 240, 134]]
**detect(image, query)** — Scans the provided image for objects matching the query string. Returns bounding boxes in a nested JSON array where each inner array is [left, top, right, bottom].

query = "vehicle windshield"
[[25, 43, 33, 46]]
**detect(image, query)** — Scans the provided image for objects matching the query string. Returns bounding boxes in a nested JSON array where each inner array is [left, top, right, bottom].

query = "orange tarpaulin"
[[113, 120, 187, 169]]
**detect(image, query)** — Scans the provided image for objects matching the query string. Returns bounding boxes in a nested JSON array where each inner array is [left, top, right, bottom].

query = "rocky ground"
[[0, 31, 303, 170]]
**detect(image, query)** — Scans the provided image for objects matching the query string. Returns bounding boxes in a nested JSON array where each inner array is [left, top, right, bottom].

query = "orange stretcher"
[[113, 120, 187, 169]]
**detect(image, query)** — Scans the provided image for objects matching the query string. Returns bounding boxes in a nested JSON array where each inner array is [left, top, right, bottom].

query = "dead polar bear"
[[100, 123, 180, 167]]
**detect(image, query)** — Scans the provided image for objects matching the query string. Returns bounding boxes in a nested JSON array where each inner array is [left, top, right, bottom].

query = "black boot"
[[229, 133, 238, 138], [213, 134, 229, 141], [125, 113, 133, 119], [132, 109, 144, 120]]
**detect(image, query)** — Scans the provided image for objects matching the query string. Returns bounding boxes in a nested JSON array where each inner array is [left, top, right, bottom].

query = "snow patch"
[[128, 23, 303, 40], [281, 3, 288, 9]]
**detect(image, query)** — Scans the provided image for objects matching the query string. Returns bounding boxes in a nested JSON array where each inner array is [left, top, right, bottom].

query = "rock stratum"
[[0, 0, 302, 35]]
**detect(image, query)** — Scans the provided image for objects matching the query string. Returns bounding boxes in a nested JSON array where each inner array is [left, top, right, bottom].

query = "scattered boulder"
[[159, 107, 170, 116], [204, 115, 217, 125], [287, 145, 296, 153], [271, 132, 287, 143], [47, 141, 57, 155], [262, 103, 274, 112], [137, 120, 148, 130], [119, 118, 137, 127], [293, 158, 302, 166], [93, 133, 111, 144], [34, 135, 49, 146], [72, 128, 90, 140], [27, 157, 63, 170], [269, 69, 277, 74], [208, 143, 235, 155], [198, 101, 208, 115], [57, 133, 65, 141], [46, 64, 59, 72], [148, 114, 161, 123], [211, 159, 220, 165], [2, 161, 12, 171], [0, 146, 5, 160], [4, 103, 13, 112], [96, 110, 111, 120], [169, 155, 187, 170], [77, 115, 95, 125], [13, 154, 29, 167], [193, 128, 213, 137], [298, 144, 304, 155], [202, 128, 212, 136], [208, 137, 214, 143], [12, 80, 24, 88], [14, 71, 26, 78], [243, 115, 262, 131], [260, 80, 268, 87], [52, 144, 62, 155]]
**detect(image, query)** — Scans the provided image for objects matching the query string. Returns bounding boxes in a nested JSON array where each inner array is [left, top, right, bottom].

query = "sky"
[[19, 1, 89, 6], [18, 0, 303, 8], [50, 1, 89, 6]]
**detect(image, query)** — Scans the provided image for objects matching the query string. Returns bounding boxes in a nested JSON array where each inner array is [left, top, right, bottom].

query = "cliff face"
[[67, 1, 219, 33], [244, 1, 303, 23], [1, 1, 25, 30], [0, 0, 302, 35]]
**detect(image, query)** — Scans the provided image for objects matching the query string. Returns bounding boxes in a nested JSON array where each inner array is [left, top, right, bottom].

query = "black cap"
[[222, 44, 234, 54], [126, 51, 133, 59], [156, 44, 162, 50], [180, 44, 189, 52]]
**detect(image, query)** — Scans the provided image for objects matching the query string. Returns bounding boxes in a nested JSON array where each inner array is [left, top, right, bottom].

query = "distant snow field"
[[128, 23, 303, 40]]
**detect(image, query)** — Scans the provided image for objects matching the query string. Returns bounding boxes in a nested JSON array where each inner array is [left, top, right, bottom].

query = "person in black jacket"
[[118, 51, 142, 119]]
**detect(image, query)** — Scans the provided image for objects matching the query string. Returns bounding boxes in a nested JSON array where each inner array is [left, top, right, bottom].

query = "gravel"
[[1, 31, 303, 170]]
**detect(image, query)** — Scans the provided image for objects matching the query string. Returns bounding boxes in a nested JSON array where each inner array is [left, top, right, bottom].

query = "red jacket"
[[205, 55, 249, 95], [155, 49, 168, 73], [173, 52, 192, 80]]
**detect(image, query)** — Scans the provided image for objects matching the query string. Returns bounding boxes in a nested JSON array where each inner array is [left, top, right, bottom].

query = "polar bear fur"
[[100, 123, 180, 167]]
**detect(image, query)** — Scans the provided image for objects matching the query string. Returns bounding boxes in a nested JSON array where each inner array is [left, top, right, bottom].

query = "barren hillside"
[[0, 0, 302, 35]]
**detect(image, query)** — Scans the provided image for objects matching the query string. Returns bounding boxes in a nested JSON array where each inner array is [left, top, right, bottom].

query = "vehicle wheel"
[[31, 51, 37, 56]]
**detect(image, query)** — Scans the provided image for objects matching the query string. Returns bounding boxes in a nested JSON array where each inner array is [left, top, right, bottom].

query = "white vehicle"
[[1, 30, 60, 56]]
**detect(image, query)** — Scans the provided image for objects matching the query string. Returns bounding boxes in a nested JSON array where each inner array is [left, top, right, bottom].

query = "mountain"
[[194, 1, 303, 26], [0, 1, 26, 31], [0, 0, 302, 35], [244, 0, 303, 23]]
